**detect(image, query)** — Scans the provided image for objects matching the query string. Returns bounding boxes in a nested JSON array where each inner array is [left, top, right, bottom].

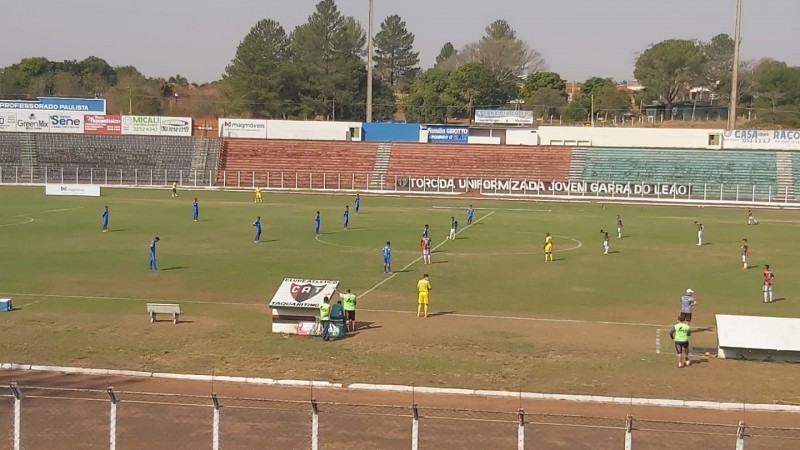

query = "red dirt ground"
[[1, 370, 798, 449]]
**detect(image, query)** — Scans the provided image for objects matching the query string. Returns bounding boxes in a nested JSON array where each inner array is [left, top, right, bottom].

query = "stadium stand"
[[379, 143, 573, 189], [217, 139, 379, 189], [582, 148, 780, 198], [0, 133, 220, 185]]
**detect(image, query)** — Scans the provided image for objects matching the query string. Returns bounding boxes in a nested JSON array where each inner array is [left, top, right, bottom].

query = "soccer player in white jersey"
[[763, 265, 775, 303], [741, 238, 749, 270], [421, 234, 432, 265], [616, 215, 624, 239], [600, 229, 610, 254], [747, 210, 758, 225], [694, 221, 704, 246]]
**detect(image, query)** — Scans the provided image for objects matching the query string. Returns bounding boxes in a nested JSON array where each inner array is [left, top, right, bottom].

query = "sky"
[[1, 0, 798, 84]]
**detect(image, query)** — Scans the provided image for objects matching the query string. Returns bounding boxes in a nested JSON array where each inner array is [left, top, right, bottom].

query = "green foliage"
[[435, 42, 456, 66], [525, 88, 566, 119], [561, 101, 588, 123], [374, 15, 419, 89], [520, 72, 566, 98], [406, 69, 453, 123], [634, 39, 706, 107], [483, 19, 516, 40], [223, 19, 294, 118], [702, 34, 735, 99], [752, 60, 800, 110]]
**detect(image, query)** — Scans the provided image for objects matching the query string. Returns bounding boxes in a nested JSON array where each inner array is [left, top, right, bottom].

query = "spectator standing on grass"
[[314, 211, 321, 235], [192, 198, 199, 222], [319, 296, 332, 341], [101, 206, 109, 233], [149, 237, 160, 271], [670, 316, 692, 368], [679, 289, 696, 322], [337, 288, 358, 332], [355, 194, 360, 214]]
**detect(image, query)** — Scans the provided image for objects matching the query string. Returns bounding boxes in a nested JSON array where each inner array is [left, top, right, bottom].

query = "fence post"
[[105, 168, 108, 185], [11, 382, 22, 450], [411, 404, 419, 450], [60, 167, 64, 184], [311, 399, 319, 450], [517, 408, 525, 450], [736, 420, 745, 450], [624, 414, 633, 450], [211, 394, 220, 450], [107, 387, 117, 450]]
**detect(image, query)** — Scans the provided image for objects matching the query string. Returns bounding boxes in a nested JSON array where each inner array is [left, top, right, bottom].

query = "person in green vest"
[[319, 296, 332, 341], [336, 288, 358, 332], [670, 316, 692, 368]]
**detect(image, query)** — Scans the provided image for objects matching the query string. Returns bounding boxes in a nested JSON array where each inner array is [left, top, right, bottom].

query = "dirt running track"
[[1, 370, 798, 450]]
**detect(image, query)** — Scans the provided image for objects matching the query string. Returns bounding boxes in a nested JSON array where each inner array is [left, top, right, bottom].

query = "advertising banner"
[[268, 278, 339, 309], [475, 109, 534, 125], [48, 113, 84, 134], [427, 125, 468, 144], [122, 115, 160, 135], [83, 115, 122, 135], [160, 117, 192, 136], [45, 184, 101, 197], [723, 130, 800, 150], [14, 112, 50, 132], [219, 118, 268, 139], [396, 177, 694, 197], [0, 112, 17, 132], [0, 97, 106, 113]]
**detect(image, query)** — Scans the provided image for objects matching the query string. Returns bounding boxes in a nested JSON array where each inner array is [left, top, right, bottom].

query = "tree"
[[520, 71, 565, 99], [447, 62, 514, 119], [373, 14, 419, 88], [592, 85, 631, 119], [435, 42, 456, 66], [753, 60, 800, 109], [561, 101, 588, 123], [579, 77, 615, 99], [634, 39, 706, 110], [223, 19, 294, 118], [447, 19, 547, 82], [702, 34, 734, 100], [291, 0, 368, 119], [526, 88, 566, 120], [406, 69, 454, 123]]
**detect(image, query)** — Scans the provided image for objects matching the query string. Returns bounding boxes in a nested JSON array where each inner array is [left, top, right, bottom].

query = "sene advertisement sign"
[[48, 113, 84, 134]]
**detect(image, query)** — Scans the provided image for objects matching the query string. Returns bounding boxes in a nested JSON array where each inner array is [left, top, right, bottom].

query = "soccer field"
[[1, 186, 799, 403]]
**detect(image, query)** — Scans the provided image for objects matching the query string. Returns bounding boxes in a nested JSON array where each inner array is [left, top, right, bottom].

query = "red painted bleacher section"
[[386, 143, 572, 181], [218, 139, 378, 189]]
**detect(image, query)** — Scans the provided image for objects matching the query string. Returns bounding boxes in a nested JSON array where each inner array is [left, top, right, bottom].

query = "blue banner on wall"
[[427, 126, 468, 144], [0, 97, 106, 113], [362, 122, 421, 142]]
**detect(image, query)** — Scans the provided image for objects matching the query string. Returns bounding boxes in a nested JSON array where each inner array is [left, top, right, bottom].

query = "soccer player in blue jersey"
[[383, 241, 392, 274], [467, 205, 474, 225], [192, 198, 199, 222], [354, 194, 360, 214], [101, 206, 109, 233], [343, 205, 350, 229], [314, 211, 321, 235], [253, 216, 262, 243], [148, 237, 159, 271]]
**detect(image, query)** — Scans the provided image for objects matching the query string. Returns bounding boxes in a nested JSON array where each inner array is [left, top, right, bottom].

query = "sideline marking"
[[0, 291, 685, 328], [360, 211, 496, 298], [656, 329, 662, 354], [433, 206, 552, 213]]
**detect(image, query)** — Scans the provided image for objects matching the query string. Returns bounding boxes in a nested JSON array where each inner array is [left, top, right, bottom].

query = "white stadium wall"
[[266, 120, 362, 141], [534, 126, 723, 149], [506, 128, 540, 146]]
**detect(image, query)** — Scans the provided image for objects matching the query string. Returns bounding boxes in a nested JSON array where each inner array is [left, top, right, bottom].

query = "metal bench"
[[146, 303, 182, 324]]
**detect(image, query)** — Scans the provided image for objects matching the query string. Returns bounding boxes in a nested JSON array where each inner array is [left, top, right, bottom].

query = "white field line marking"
[[0, 291, 683, 328], [656, 329, 662, 354], [0, 207, 83, 227], [433, 206, 552, 212], [359, 308, 668, 328], [360, 211, 496, 298], [36, 207, 84, 214]]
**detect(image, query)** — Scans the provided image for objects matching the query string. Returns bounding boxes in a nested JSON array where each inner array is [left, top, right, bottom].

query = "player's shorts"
[[674, 341, 689, 353], [423, 249, 430, 256], [763, 285, 773, 293], [418, 292, 429, 304], [742, 255, 747, 262], [679, 312, 692, 322], [544, 244, 552, 254], [384, 257, 390, 264], [345, 310, 356, 321]]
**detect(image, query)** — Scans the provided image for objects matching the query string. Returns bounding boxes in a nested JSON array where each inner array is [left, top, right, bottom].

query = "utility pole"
[[727, 0, 743, 130], [366, 0, 374, 122]]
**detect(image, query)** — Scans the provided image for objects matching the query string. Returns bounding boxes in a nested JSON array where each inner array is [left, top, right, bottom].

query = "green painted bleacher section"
[[582, 148, 778, 196], [791, 153, 800, 191]]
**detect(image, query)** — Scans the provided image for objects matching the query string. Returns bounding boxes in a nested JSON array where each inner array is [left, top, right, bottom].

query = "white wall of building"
[[468, 136, 501, 145], [535, 126, 723, 149], [506, 128, 539, 146], [266, 120, 362, 141]]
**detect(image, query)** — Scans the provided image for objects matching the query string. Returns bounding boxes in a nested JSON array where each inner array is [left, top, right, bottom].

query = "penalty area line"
[[360, 211, 496, 298], [433, 206, 551, 213]]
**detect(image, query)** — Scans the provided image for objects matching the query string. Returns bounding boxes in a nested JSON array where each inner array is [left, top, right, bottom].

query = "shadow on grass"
[[257, 239, 279, 243], [432, 260, 448, 264], [110, 229, 129, 232], [747, 265, 761, 270], [428, 311, 456, 317], [160, 266, 187, 271]]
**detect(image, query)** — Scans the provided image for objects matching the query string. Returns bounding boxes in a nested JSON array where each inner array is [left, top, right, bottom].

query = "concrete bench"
[[146, 303, 182, 324]]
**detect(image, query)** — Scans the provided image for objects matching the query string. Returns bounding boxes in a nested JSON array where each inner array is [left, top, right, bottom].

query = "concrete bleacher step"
[[19, 133, 39, 180], [370, 142, 393, 189], [189, 138, 211, 184], [568, 148, 587, 180], [776, 152, 795, 199]]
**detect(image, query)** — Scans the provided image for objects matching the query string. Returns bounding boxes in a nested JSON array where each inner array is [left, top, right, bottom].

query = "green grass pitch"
[[1, 186, 799, 402]]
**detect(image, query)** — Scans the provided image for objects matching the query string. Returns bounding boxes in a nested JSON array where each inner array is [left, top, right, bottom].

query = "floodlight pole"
[[366, 0, 375, 123], [727, 0, 743, 131]]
